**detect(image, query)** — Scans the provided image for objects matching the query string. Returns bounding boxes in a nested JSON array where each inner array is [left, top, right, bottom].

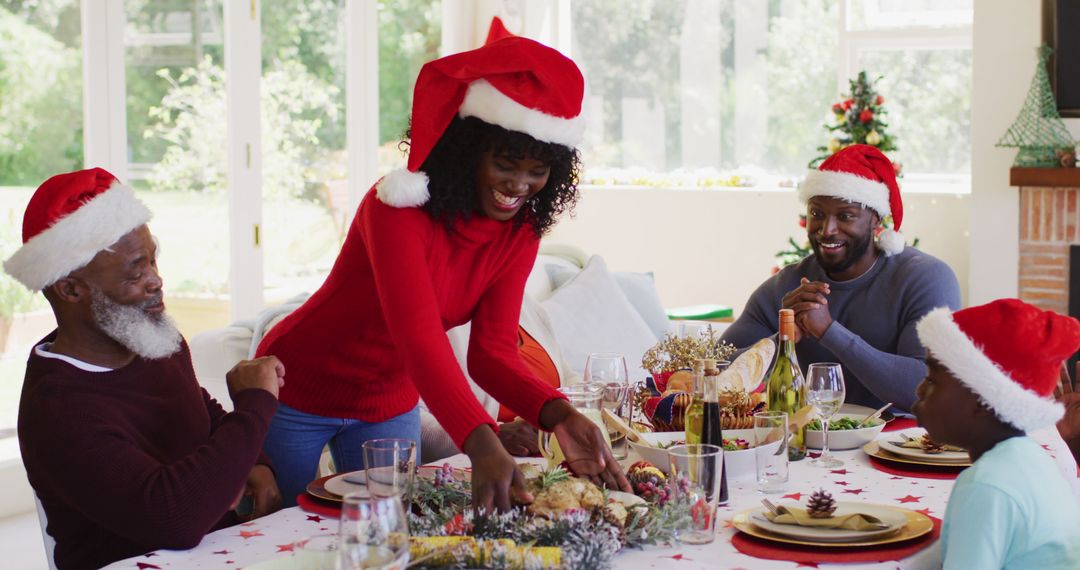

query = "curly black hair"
[[402, 115, 582, 237]]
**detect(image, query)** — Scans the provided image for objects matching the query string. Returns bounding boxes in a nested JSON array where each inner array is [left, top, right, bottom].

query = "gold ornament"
[[866, 130, 882, 145], [827, 138, 842, 153]]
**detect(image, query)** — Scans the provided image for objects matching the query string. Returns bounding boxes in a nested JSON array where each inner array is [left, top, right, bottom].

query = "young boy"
[[914, 298, 1080, 569]]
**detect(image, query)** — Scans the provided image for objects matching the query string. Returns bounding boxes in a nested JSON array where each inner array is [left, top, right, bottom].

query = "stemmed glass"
[[338, 492, 410, 569], [584, 352, 630, 460], [807, 363, 846, 468]]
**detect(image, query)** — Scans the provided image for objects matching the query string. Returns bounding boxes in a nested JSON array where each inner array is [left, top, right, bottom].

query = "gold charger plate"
[[864, 441, 972, 468], [732, 505, 934, 548]]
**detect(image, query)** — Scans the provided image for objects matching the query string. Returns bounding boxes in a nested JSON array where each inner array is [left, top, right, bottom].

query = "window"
[[125, 0, 232, 332], [840, 0, 973, 191], [567, 0, 972, 191], [0, 0, 82, 442], [0, 0, 440, 465]]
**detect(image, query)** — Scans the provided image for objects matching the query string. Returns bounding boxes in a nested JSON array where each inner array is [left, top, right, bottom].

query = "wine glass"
[[807, 362, 846, 468], [584, 353, 630, 459], [338, 492, 410, 569]]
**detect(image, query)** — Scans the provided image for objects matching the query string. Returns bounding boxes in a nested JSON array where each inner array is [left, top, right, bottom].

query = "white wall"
[[969, 0, 1042, 304], [545, 187, 970, 315]]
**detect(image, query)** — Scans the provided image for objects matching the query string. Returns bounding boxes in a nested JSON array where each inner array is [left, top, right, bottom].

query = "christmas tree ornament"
[[996, 45, 1076, 168], [806, 489, 837, 519]]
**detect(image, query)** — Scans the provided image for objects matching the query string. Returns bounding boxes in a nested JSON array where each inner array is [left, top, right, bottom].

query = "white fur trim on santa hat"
[[876, 228, 905, 257], [3, 181, 152, 291], [798, 169, 891, 220], [376, 168, 430, 208], [459, 79, 585, 148], [916, 307, 1065, 432]]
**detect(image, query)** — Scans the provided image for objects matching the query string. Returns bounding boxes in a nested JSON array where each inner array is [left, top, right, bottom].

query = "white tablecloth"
[[105, 427, 962, 569]]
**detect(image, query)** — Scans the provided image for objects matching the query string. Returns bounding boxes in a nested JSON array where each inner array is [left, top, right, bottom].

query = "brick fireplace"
[[1015, 168, 1080, 315]]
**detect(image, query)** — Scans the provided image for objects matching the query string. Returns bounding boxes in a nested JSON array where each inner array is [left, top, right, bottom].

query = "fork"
[[761, 498, 782, 516]]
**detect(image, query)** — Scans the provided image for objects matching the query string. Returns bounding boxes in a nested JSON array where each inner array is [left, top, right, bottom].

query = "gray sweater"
[[721, 247, 961, 412]]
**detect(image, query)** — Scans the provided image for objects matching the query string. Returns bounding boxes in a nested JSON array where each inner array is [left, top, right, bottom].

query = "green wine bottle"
[[766, 308, 806, 461]]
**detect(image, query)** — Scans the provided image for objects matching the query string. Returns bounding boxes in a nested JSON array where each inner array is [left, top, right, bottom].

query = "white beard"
[[90, 288, 182, 360]]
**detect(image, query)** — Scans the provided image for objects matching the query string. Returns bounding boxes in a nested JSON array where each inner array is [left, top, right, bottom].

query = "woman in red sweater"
[[257, 20, 629, 511]]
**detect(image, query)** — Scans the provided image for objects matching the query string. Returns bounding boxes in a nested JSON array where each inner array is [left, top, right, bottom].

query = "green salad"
[[807, 416, 882, 431]]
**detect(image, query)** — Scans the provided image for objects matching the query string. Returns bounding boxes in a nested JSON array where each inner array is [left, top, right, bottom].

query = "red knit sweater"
[[18, 337, 278, 570], [257, 188, 565, 447]]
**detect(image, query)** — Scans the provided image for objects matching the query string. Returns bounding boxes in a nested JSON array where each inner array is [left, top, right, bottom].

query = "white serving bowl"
[[628, 428, 769, 482], [805, 414, 886, 450]]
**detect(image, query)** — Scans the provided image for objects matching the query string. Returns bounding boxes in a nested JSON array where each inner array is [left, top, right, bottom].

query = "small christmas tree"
[[996, 45, 1076, 167], [810, 71, 898, 169]]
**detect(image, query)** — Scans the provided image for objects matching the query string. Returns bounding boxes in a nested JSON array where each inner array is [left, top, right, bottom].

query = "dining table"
[[102, 419, 1075, 570]]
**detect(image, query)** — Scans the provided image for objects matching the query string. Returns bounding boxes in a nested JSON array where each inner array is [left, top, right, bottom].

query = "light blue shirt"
[[942, 436, 1080, 569]]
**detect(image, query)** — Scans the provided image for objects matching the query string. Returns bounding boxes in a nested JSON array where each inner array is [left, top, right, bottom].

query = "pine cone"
[[806, 489, 836, 519], [919, 434, 945, 454]]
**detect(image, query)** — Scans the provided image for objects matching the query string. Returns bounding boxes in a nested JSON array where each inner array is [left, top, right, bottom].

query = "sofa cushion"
[[549, 263, 668, 339], [541, 256, 657, 381]]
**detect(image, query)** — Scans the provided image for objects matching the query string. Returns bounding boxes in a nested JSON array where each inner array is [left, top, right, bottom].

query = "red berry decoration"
[[859, 109, 874, 123]]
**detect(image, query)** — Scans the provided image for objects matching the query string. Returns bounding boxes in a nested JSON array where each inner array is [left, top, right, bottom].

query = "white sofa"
[[188, 246, 681, 464], [191, 246, 670, 409]]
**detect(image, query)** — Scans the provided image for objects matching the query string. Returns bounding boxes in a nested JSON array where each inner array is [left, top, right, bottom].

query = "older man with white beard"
[[4, 168, 285, 570]]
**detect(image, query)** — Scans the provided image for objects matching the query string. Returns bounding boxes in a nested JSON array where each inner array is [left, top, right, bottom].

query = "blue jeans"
[[263, 403, 421, 507]]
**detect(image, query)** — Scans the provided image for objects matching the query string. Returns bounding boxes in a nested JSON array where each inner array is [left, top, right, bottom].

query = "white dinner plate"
[[748, 501, 907, 543], [323, 471, 370, 499], [878, 436, 970, 463], [608, 490, 647, 508]]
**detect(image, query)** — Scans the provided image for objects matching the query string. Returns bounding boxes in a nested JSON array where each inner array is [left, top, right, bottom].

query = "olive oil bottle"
[[684, 359, 706, 445]]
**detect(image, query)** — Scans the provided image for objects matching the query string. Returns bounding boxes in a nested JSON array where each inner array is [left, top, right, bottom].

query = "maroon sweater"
[[18, 336, 278, 570]]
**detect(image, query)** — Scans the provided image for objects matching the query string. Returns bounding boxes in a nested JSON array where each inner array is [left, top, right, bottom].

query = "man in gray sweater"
[[722, 145, 961, 412]]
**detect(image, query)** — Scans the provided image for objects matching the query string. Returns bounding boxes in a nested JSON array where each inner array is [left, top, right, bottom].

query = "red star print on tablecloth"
[[238, 529, 264, 539], [842, 488, 866, 495], [834, 481, 848, 486], [136, 564, 161, 570], [722, 518, 736, 529], [890, 476, 903, 480], [781, 492, 804, 500], [896, 495, 922, 504], [665, 553, 692, 561], [307, 515, 323, 522], [916, 507, 933, 516], [829, 469, 850, 475], [213, 550, 231, 555], [277, 543, 295, 552]]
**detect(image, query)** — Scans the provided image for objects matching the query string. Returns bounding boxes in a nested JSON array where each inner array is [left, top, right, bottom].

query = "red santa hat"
[[3, 168, 152, 291], [376, 17, 585, 208], [798, 144, 905, 256], [916, 298, 1078, 432]]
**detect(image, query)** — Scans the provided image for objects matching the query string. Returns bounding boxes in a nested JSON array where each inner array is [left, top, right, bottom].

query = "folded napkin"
[[898, 439, 965, 453], [764, 506, 888, 530]]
